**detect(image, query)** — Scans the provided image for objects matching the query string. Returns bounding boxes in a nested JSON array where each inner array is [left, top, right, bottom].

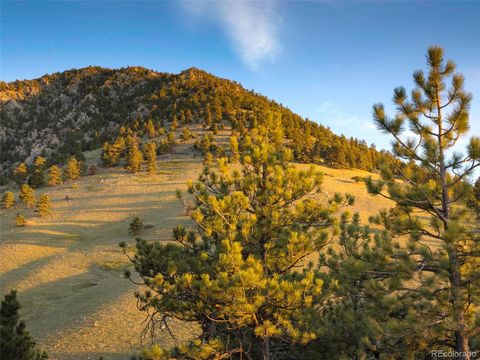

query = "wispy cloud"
[[180, 1, 280, 69]]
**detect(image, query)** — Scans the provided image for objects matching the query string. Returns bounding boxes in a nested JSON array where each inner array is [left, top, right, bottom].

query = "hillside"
[[0, 126, 393, 359], [0, 66, 396, 179]]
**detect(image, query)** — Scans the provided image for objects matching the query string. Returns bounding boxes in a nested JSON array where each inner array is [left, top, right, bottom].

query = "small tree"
[[36, 194, 52, 217], [146, 118, 157, 138], [171, 114, 178, 130], [19, 185, 35, 208], [203, 152, 213, 166], [166, 131, 176, 145], [15, 213, 27, 227], [0, 290, 48, 359], [180, 127, 193, 142], [229, 135, 239, 162], [129, 216, 144, 235], [47, 165, 62, 187], [13, 163, 28, 185], [102, 137, 125, 167], [143, 141, 157, 175], [30, 157, 46, 188], [204, 105, 212, 129], [2, 191, 15, 209], [65, 157, 80, 180], [126, 143, 143, 174]]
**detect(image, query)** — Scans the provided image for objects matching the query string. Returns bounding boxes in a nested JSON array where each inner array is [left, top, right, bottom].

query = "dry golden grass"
[[0, 135, 392, 360]]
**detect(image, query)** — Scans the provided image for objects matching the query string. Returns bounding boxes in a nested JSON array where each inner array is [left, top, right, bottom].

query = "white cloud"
[[180, 1, 280, 69]]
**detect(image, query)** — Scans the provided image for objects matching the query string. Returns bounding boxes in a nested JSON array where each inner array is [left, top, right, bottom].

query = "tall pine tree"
[[326, 46, 480, 359], [123, 120, 353, 359]]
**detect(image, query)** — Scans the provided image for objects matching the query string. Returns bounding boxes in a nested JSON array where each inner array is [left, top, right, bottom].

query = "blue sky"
[[1, 1, 479, 154]]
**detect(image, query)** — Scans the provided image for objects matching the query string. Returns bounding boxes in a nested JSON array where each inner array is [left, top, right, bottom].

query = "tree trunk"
[[448, 248, 470, 360], [261, 337, 270, 360], [436, 84, 470, 359]]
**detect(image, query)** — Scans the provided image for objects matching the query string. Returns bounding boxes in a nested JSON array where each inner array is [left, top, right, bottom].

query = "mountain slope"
[[0, 66, 393, 177], [0, 130, 393, 360]]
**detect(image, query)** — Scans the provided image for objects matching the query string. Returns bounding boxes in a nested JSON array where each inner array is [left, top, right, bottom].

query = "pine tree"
[[146, 118, 156, 138], [124, 121, 353, 359], [13, 163, 28, 185], [180, 127, 193, 142], [47, 165, 62, 187], [19, 184, 35, 208], [126, 143, 143, 174], [143, 141, 157, 175], [129, 216, 144, 235], [0, 290, 47, 359], [203, 151, 213, 166], [171, 114, 178, 130], [102, 142, 121, 167], [326, 46, 480, 358], [229, 135, 239, 162], [166, 131, 176, 145], [204, 105, 212, 129], [2, 191, 15, 209], [30, 157, 46, 188], [36, 194, 52, 217], [198, 134, 212, 154], [15, 213, 27, 227], [65, 157, 80, 180]]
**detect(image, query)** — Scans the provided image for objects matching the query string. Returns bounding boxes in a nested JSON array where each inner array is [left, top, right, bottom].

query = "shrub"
[[129, 216, 144, 235], [2, 192, 15, 209], [15, 213, 27, 227]]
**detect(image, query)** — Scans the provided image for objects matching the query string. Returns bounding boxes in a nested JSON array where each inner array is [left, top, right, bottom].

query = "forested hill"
[[0, 66, 395, 176]]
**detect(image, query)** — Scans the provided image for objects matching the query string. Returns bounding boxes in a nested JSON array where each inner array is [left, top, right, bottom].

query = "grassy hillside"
[[0, 131, 392, 360]]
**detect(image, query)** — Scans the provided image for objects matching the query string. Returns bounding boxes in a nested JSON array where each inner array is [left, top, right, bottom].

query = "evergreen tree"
[[47, 165, 62, 187], [171, 114, 178, 130], [13, 163, 28, 185], [0, 290, 47, 359], [326, 46, 480, 358], [15, 213, 27, 227], [2, 191, 15, 209], [36, 194, 52, 217], [65, 157, 80, 180], [198, 134, 212, 155], [204, 105, 212, 129], [203, 151, 213, 166], [19, 184, 35, 208], [126, 143, 143, 174], [166, 131, 176, 145], [102, 142, 121, 167], [180, 127, 193, 142], [30, 157, 46, 188], [229, 135, 239, 162], [129, 216, 144, 235], [124, 122, 353, 359], [146, 118, 156, 138], [143, 141, 157, 175]]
